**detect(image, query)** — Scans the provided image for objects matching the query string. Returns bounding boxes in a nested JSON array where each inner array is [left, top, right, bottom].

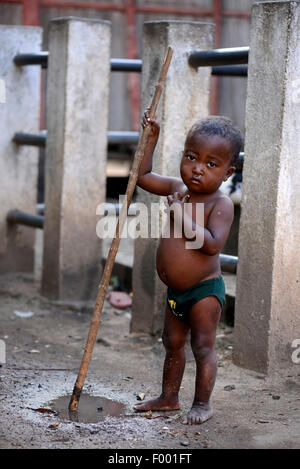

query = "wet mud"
[[47, 394, 126, 423]]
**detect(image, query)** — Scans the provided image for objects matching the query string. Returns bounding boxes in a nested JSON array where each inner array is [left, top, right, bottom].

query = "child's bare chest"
[[184, 197, 215, 227]]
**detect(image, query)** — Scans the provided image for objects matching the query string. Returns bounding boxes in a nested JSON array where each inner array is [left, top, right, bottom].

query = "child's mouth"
[[190, 177, 202, 185]]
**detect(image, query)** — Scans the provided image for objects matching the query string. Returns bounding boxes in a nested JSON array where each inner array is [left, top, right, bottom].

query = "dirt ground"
[[0, 269, 300, 450]]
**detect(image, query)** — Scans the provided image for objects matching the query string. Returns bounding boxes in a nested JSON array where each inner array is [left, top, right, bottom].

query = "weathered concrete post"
[[0, 25, 42, 274], [234, 1, 300, 375], [41, 18, 111, 300], [131, 21, 215, 335]]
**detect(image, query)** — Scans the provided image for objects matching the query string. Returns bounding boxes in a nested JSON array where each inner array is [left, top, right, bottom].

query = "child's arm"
[[198, 197, 234, 255], [168, 194, 234, 255], [137, 109, 182, 196]]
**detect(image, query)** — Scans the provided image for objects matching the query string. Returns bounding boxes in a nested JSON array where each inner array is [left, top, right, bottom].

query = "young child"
[[133, 109, 243, 425]]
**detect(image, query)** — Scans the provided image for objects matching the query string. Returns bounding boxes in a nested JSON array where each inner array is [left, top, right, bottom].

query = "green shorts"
[[166, 275, 226, 325]]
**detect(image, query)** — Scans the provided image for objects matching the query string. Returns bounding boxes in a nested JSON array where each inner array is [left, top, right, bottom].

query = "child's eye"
[[207, 162, 216, 168], [186, 154, 195, 161]]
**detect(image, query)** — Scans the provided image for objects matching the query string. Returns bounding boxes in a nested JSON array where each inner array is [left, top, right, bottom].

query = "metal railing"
[[14, 53, 144, 72], [13, 51, 248, 77], [188, 46, 249, 68], [12, 131, 244, 171], [13, 130, 139, 147]]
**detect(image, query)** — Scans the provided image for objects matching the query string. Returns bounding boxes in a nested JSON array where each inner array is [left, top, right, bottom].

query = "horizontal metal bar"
[[12, 131, 140, 148], [13, 131, 47, 147], [12, 131, 244, 170], [108, 131, 139, 145], [110, 58, 142, 72], [7, 210, 44, 229], [189, 47, 249, 68], [14, 51, 249, 73], [212, 65, 247, 76], [220, 254, 238, 274], [13, 53, 143, 73], [13, 52, 49, 68]]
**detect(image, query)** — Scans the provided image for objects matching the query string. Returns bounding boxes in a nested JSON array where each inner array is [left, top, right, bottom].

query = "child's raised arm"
[[137, 109, 182, 196]]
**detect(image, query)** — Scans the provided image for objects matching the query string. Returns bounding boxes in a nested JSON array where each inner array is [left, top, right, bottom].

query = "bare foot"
[[133, 396, 180, 412], [182, 402, 213, 425]]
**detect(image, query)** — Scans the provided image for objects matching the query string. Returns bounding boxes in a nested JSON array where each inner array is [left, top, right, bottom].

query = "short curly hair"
[[186, 116, 244, 165]]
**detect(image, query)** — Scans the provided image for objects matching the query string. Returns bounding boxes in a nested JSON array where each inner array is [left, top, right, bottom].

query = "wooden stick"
[[69, 46, 173, 411]]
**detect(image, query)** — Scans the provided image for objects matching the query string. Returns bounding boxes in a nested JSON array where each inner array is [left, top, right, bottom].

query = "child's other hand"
[[165, 192, 190, 218], [167, 192, 190, 207], [141, 107, 160, 141]]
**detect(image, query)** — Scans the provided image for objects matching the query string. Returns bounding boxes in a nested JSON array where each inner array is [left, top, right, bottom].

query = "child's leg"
[[134, 303, 189, 412], [182, 296, 221, 425]]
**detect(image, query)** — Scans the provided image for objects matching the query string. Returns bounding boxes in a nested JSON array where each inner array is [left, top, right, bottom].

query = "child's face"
[[180, 132, 235, 194]]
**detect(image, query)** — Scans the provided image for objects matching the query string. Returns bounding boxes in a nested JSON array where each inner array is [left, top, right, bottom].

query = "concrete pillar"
[[0, 26, 42, 274], [41, 18, 111, 300], [234, 1, 300, 374], [131, 21, 215, 335]]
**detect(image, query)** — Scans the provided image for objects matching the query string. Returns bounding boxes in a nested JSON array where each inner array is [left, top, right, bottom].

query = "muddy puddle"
[[47, 394, 126, 423]]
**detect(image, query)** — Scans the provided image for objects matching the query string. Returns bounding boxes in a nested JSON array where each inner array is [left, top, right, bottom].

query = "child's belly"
[[156, 236, 221, 290]]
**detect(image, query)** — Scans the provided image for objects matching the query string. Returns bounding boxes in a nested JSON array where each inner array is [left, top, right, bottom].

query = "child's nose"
[[193, 162, 204, 175]]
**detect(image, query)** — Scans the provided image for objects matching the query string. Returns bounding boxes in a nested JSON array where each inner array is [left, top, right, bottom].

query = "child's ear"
[[223, 166, 235, 182]]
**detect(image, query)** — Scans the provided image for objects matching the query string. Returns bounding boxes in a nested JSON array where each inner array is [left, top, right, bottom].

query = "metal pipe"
[[13, 53, 248, 75], [212, 65, 247, 76], [11, 131, 244, 171], [108, 131, 139, 145], [13, 131, 47, 147], [220, 254, 238, 274], [13, 52, 48, 68], [189, 46, 249, 68], [13, 53, 143, 73], [12, 130, 140, 148], [6, 209, 44, 229], [110, 58, 142, 72]]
